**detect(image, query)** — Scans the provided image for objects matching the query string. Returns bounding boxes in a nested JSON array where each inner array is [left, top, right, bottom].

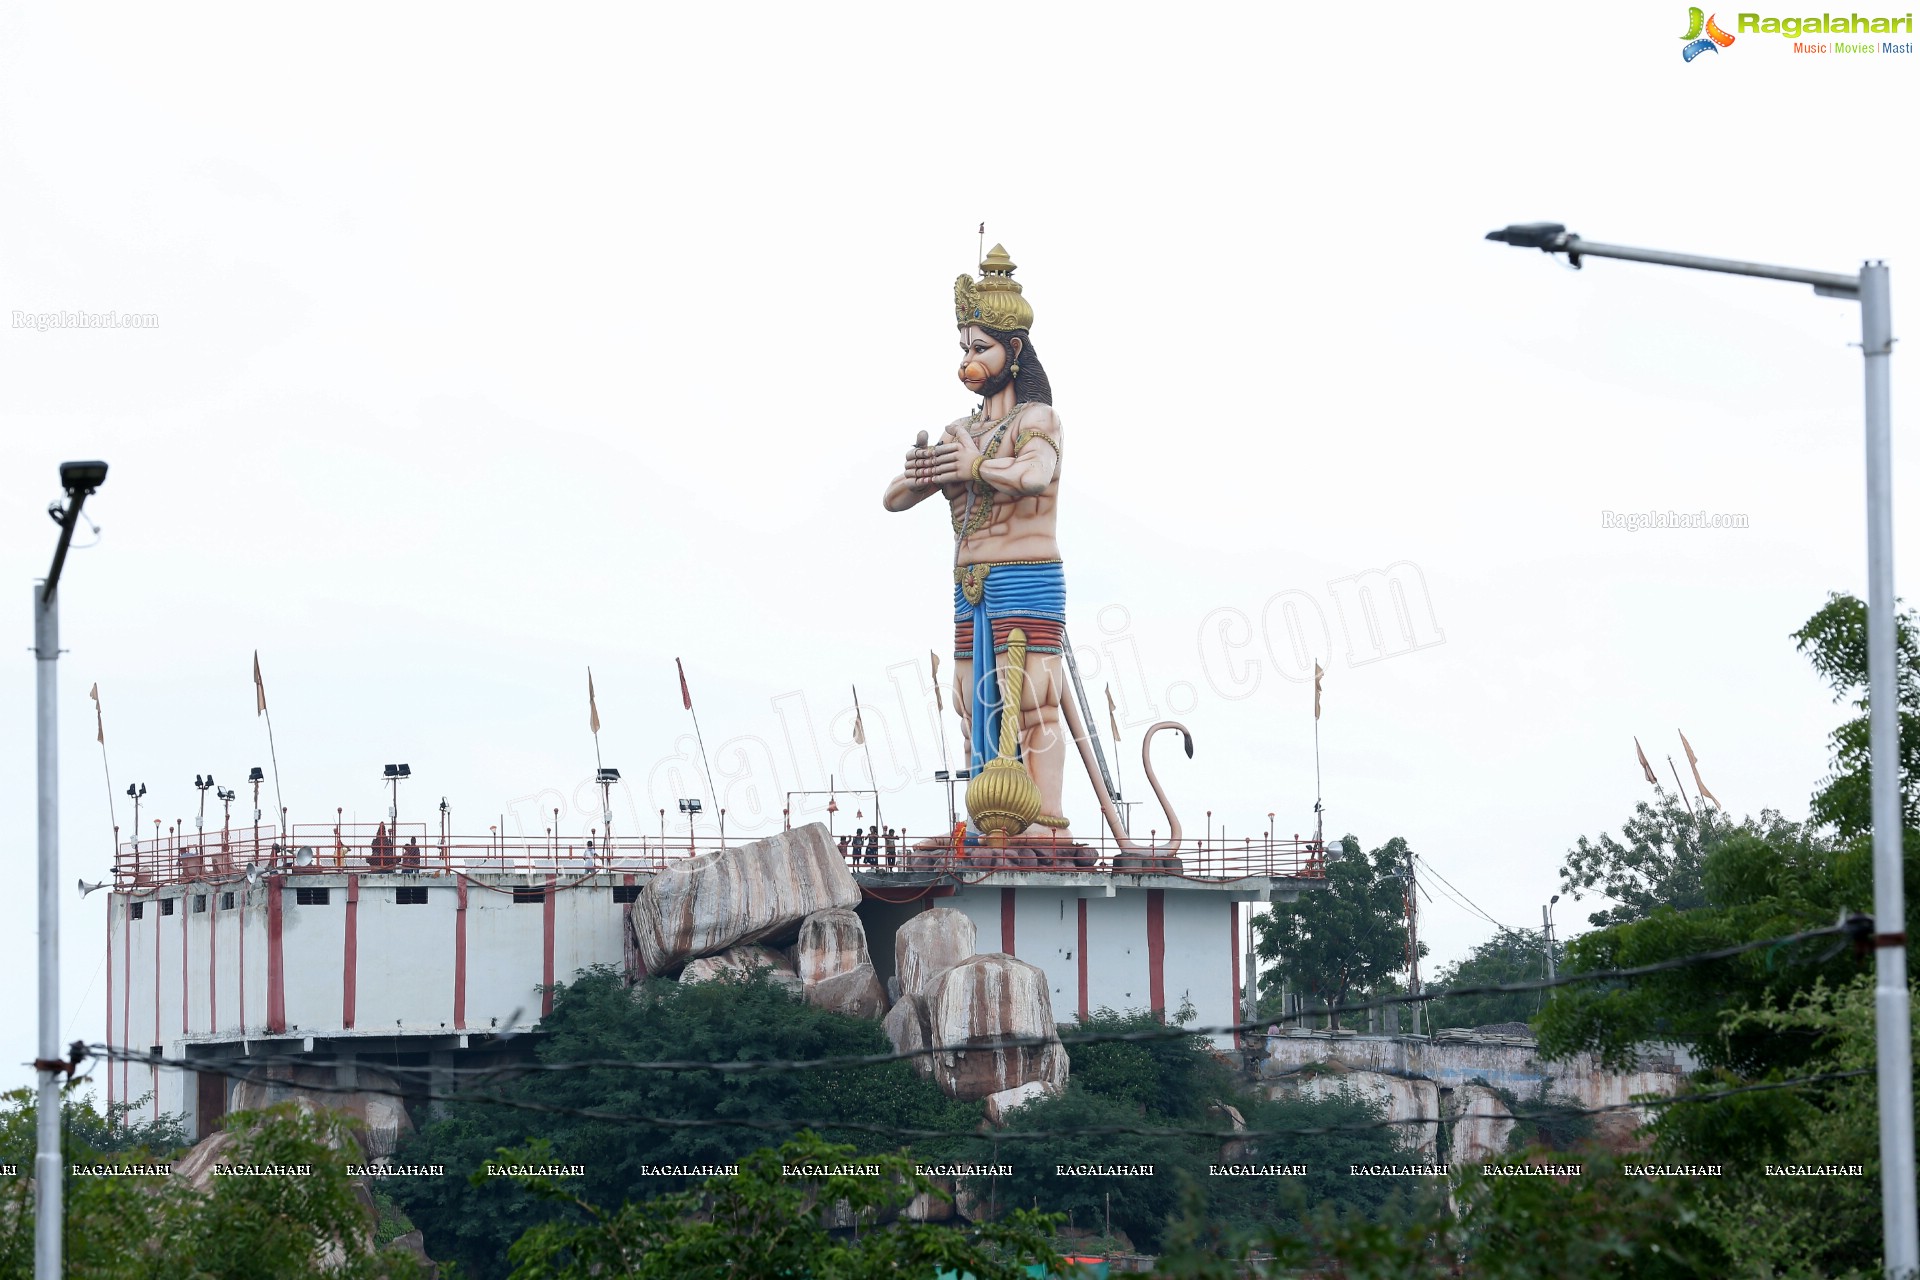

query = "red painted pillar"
[[542, 875, 558, 1016], [1076, 898, 1089, 1021], [1000, 887, 1017, 955], [209, 889, 218, 1032], [266, 877, 287, 1035], [106, 903, 114, 1113], [343, 875, 360, 1029], [453, 876, 468, 1031], [1146, 889, 1166, 1019], [123, 904, 132, 1115], [1229, 900, 1242, 1049], [181, 890, 190, 1034]]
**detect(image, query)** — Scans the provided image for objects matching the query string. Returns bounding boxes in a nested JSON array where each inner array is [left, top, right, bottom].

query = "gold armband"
[[970, 456, 987, 484], [1014, 429, 1063, 482]]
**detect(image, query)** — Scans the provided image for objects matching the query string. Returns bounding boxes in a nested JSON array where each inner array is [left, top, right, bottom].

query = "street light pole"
[[34, 460, 108, 1280], [1486, 225, 1913, 1273]]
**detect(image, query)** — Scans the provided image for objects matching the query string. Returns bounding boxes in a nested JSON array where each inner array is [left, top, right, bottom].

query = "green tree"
[[391, 966, 981, 1279], [987, 1006, 1415, 1252], [1792, 590, 1920, 839], [1253, 835, 1421, 1027], [1149, 1156, 1731, 1279], [1427, 927, 1559, 1030], [498, 1132, 1061, 1280], [0, 1092, 418, 1280]]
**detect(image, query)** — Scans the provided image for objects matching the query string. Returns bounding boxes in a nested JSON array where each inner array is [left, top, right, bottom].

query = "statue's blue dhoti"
[[952, 559, 1065, 772]]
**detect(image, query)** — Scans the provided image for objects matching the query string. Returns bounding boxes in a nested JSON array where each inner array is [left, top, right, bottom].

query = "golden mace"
[[965, 628, 1043, 842]]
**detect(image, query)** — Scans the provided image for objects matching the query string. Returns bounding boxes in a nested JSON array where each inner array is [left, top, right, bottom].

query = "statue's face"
[[957, 325, 1019, 396]]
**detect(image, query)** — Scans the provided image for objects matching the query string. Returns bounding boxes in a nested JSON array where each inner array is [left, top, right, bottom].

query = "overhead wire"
[[74, 1041, 1873, 1150]]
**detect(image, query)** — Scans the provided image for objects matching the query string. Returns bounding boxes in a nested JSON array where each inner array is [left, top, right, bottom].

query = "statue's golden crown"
[[954, 243, 1034, 332]]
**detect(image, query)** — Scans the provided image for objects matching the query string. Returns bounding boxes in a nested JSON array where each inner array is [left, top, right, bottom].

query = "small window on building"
[[295, 887, 331, 906], [130, 901, 144, 920], [220, 892, 235, 911], [160, 898, 176, 917], [512, 886, 545, 904], [612, 885, 641, 904], [192, 894, 207, 913], [396, 886, 428, 905]]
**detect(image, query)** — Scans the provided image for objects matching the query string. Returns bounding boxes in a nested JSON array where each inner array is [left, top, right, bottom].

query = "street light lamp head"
[[59, 460, 109, 494], [1486, 222, 1571, 250]]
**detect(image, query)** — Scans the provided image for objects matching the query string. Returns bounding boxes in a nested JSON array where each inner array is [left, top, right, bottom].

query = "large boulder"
[[790, 907, 888, 1018], [885, 991, 933, 1078], [228, 1064, 414, 1159], [1449, 1084, 1516, 1166], [984, 1080, 1051, 1126], [679, 944, 803, 996], [924, 953, 1068, 1101], [806, 963, 888, 1019], [895, 907, 977, 1000], [794, 908, 871, 985], [629, 823, 859, 975], [1272, 1068, 1441, 1158]]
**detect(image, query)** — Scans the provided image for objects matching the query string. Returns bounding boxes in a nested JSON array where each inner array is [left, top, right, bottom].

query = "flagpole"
[[932, 652, 952, 779], [852, 684, 881, 829], [91, 685, 117, 841], [677, 659, 720, 821], [255, 653, 287, 837], [1312, 662, 1324, 845], [1666, 756, 1695, 818]]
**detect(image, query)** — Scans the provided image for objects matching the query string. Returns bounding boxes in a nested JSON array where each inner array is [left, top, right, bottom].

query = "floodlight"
[[384, 764, 398, 778], [1484, 222, 1570, 249], [248, 767, 264, 782], [397, 763, 411, 778], [59, 460, 109, 493], [597, 768, 621, 783], [934, 770, 950, 782], [678, 798, 703, 814]]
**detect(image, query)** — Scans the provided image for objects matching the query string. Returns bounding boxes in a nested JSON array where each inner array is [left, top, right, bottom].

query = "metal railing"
[[111, 822, 1327, 890]]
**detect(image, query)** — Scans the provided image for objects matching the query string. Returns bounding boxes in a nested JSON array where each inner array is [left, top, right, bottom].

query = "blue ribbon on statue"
[[953, 562, 1066, 775]]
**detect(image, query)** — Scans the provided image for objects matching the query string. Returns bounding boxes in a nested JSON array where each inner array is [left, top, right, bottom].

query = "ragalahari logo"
[[1681, 7, 1738, 57]]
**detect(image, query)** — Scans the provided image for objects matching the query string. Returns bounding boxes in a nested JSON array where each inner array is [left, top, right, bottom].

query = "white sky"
[[2, 3, 1913, 1088]]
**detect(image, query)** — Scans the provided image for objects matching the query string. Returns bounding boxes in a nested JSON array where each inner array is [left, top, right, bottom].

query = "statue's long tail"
[[1059, 689, 1190, 855]]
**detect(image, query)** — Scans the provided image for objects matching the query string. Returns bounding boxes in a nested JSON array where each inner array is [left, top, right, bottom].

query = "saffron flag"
[[852, 686, 867, 746], [931, 651, 943, 713], [1106, 683, 1121, 742], [676, 658, 692, 711], [589, 668, 601, 735], [253, 651, 267, 715], [1679, 730, 1721, 808], [1313, 661, 1324, 721], [89, 682, 104, 745], [1635, 737, 1659, 787]]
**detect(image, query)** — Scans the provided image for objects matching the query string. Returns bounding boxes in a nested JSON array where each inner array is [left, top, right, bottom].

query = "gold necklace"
[[951, 403, 1028, 540]]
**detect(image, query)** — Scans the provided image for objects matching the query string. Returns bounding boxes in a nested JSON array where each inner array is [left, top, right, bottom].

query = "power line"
[[76, 1042, 1872, 1149], [1413, 854, 1508, 930], [74, 918, 1861, 1095]]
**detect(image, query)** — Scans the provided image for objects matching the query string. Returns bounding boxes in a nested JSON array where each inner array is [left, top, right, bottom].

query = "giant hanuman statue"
[[883, 245, 1188, 862]]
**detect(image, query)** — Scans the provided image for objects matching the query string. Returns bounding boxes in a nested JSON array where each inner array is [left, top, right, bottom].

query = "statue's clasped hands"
[[905, 424, 982, 489]]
